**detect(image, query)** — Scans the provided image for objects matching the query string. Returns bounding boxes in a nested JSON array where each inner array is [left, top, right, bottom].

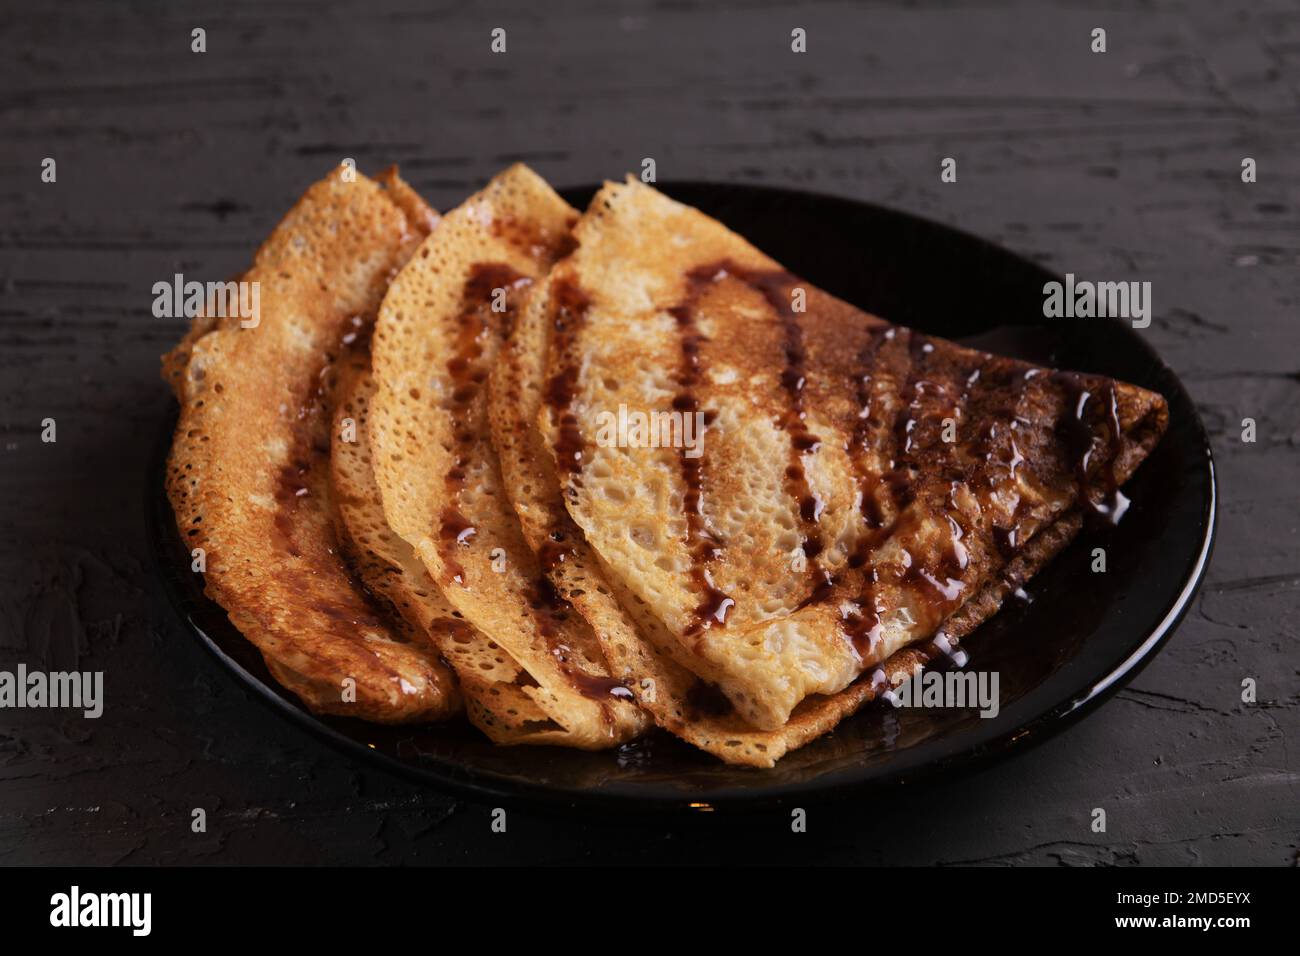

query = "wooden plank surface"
[[0, 0, 1296, 864]]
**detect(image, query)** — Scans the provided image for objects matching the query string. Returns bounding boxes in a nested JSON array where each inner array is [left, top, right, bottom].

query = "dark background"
[[1, 0, 1296, 865]]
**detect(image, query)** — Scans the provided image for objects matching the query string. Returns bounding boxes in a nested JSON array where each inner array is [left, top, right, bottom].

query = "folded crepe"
[[330, 353, 636, 745], [368, 164, 648, 748], [163, 165, 462, 723], [488, 211, 915, 767], [164, 163, 1168, 767], [498, 178, 1166, 762]]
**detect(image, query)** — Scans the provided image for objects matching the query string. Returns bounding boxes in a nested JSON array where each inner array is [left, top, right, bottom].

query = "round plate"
[[147, 181, 1216, 813]]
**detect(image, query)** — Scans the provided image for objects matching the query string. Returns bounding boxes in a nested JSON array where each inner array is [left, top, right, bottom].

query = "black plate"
[[147, 182, 1216, 813]]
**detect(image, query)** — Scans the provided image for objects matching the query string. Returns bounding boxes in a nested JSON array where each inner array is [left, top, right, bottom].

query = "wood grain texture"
[[0, 0, 1296, 865]]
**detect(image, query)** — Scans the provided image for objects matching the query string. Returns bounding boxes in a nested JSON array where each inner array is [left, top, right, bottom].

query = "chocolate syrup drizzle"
[[437, 263, 532, 585], [537, 277, 595, 582], [809, 328, 985, 659], [268, 317, 392, 631], [537, 528, 574, 575], [667, 260, 852, 639], [845, 330, 958, 655], [462, 270, 627, 707], [833, 345, 1132, 669], [852, 327, 893, 533], [525, 576, 632, 707], [727, 264, 828, 562], [667, 264, 736, 639], [542, 277, 593, 482], [272, 460, 311, 558], [534, 257, 1135, 685], [1052, 372, 1129, 525], [821, 326, 894, 655], [271, 315, 374, 557]]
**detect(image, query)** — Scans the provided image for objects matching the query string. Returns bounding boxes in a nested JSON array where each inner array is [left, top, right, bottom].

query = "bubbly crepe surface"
[[368, 165, 647, 748], [164, 167, 460, 723], [533, 179, 1167, 734], [164, 165, 1168, 765]]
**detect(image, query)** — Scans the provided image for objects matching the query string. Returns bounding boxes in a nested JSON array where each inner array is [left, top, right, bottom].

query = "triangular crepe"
[[519, 178, 1167, 746], [368, 165, 648, 748], [489, 237, 913, 766], [164, 165, 461, 723], [164, 164, 1170, 767], [330, 353, 617, 744]]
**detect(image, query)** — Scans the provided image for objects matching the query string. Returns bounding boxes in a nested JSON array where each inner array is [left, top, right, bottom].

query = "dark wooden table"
[[1, 1, 1296, 865]]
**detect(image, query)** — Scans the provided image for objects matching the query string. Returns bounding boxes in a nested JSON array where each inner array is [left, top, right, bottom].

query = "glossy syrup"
[[522, 275, 632, 705], [815, 328, 984, 659], [667, 264, 736, 639], [1052, 372, 1129, 525], [271, 315, 376, 559], [536, 277, 595, 579], [437, 263, 533, 585], [525, 576, 631, 708], [542, 276, 593, 481], [722, 263, 828, 562], [841, 329, 947, 655], [668, 260, 852, 637], [269, 318, 394, 632], [834, 326, 895, 656]]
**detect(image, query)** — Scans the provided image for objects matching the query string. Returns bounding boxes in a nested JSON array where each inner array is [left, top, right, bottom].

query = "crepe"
[[368, 165, 648, 749], [490, 245, 918, 766], [163, 163, 1169, 766], [330, 353, 617, 745], [526, 178, 1168, 741], [163, 164, 462, 723], [489, 195, 1090, 766]]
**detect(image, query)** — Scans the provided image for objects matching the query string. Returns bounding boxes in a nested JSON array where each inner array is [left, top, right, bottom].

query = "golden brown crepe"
[[489, 240, 926, 766], [368, 164, 648, 749], [163, 165, 1169, 767], [163, 165, 461, 723], [329, 353, 628, 745], [505, 177, 1166, 759]]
